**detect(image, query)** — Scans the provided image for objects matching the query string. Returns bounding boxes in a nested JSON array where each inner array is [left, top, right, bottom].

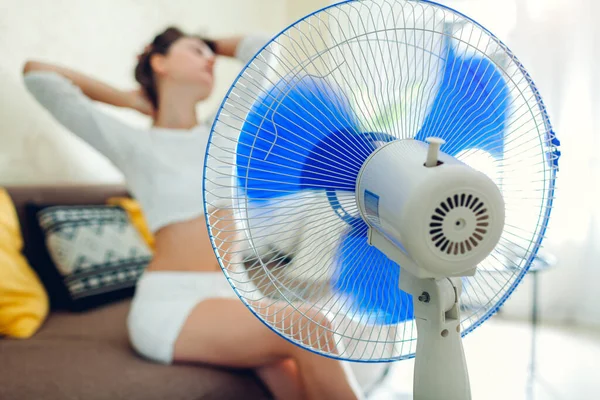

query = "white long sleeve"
[[23, 71, 140, 170]]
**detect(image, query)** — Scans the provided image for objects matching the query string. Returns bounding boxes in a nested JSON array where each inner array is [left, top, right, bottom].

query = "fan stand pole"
[[402, 276, 472, 400]]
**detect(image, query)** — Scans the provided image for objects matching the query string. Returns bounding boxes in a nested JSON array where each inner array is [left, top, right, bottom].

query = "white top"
[[24, 35, 273, 233]]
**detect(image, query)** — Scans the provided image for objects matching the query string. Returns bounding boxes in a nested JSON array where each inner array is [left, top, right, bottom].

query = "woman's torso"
[[123, 125, 222, 273], [147, 216, 220, 272]]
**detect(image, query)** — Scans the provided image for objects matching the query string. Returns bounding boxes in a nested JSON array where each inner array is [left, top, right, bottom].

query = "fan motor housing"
[[357, 139, 505, 277]]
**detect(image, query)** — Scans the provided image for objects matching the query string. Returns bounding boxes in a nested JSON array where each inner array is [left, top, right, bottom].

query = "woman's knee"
[[256, 358, 298, 379], [258, 302, 338, 354], [293, 308, 337, 354]]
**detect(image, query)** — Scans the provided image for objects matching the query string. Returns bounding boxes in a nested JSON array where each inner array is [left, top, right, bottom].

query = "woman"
[[23, 26, 363, 400]]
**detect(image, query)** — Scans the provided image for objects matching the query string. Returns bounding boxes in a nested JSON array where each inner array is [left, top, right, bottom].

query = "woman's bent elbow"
[[22, 60, 41, 75]]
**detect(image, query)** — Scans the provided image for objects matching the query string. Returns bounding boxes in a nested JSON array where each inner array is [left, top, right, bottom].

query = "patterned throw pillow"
[[36, 205, 152, 311]]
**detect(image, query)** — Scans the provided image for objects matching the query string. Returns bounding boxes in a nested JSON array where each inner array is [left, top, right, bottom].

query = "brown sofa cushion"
[[0, 299, 271, 400]]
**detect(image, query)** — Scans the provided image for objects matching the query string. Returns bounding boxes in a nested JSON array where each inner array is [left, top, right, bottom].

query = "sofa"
[[0, 184, 271, 400]]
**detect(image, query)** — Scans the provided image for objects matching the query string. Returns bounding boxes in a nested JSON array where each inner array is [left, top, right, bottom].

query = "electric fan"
[[203, 0, 560, 399]]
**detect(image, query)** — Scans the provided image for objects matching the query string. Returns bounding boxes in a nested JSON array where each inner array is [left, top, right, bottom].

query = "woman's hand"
[[126, 88, 155, 117], [209, 36, 245, 58]]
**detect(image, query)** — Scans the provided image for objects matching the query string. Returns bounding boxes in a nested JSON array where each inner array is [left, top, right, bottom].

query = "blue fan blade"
[[415, 43, 510, 158], [237, 76, 375, 200], [331, 226, 414, 325]]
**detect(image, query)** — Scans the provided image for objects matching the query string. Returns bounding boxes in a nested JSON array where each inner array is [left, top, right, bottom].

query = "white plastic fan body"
[[357, 138, 505, 279], [357, 138, 505, 399]]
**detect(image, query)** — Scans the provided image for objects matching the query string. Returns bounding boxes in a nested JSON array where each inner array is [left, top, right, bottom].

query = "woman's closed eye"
[[193, 45, 213, 58]]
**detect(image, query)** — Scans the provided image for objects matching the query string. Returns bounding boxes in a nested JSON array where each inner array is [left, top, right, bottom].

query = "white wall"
[[0, 0, 287, 184], [286, 0, 331, 22]]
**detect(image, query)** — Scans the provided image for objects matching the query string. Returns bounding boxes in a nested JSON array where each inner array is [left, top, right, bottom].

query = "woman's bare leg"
[[173, 298, 363, 400]]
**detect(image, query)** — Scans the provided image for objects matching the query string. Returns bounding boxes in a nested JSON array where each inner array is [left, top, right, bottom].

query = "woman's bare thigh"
[[172, 297, 338, 367], [173, 298, 292, 367]]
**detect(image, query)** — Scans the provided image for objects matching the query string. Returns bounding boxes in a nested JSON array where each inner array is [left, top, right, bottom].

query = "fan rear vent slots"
[[429, 194, 490, 256]]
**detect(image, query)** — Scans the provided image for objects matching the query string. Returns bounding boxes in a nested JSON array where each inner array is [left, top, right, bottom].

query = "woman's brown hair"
[[134, 26, 216, 109]]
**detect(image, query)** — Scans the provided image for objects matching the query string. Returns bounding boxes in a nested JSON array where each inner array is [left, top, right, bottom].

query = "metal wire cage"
[[203, 0, 559, 362]]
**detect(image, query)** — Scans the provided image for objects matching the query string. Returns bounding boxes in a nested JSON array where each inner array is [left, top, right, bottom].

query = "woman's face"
[[157, 37, 216, 99]]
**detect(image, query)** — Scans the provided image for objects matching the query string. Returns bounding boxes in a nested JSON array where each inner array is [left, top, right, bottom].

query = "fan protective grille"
[[203, 0, 558, 362]]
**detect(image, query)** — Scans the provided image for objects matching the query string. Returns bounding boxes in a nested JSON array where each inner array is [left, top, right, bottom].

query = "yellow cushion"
[[0, 188, 49, 338], [107, 197, 155, 251]]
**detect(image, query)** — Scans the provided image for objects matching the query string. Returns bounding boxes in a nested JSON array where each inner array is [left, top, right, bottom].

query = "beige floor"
[[369, 316, 600, 400]]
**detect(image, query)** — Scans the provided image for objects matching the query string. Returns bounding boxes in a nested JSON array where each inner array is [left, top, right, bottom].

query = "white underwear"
[[127, 270, 239, 364]]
